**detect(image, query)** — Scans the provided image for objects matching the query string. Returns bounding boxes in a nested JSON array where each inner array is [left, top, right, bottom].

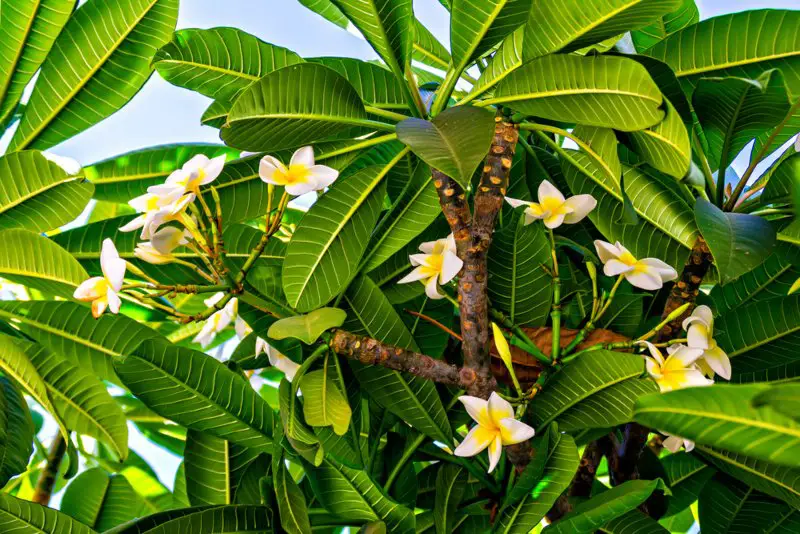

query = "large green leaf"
[[297, 0, 349, 28], [279, 379, 325, 466], [630, 0, 699, 51], [84, 144, 241, 203], [449, 0, 530, 75], [115, 339, 273, 451], [532, 350, 655, 432], [753, 384, 800, 423], [345, 274, 453, 444], [693, 70, 791, 172], [154, 27, 303, 101], [0, 150, 92, 232], [273, 436, 312, 534], [300, 364, 352, 436], [661, 452, 715, 517], [221, 62, 371, 151], [104, 505, 273, 533], [699, 473, 795, 534], [493, 432, 579, 533], [0, 493, 94, 534], [627, 99, 691, 179], [0, 229, 88, 297], [308, 57, 409, 110], [396, 106, 495, 188], [303, 456, 415, 531], [695, 199, 776, 284], [523, 0, 681, 60], [413, 20, 451, 71], [0, 0, 76, 126], [489, 54, 664, 131], [433, 464, 466, 534], [0, 376, 33, 487], [0, 301, 163, 383], [329, 0, 413, 82], [283, 164, 390, 312], [61, 468, 145, 531], [645, 10, 800, 99], [763, 152, 800, 206], [544, 479, 669, 534], [184, 430, 260, 506], [8, 0, 179, 151], [12, 336, 129, 460], [465, 27, 523, 102], [488, 210, 553, 326], [634, 384, 800, 467]]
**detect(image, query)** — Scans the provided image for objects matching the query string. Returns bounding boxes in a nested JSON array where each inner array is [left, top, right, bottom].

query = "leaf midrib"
[[674, 50, 800, 78], [698, 445, 800, 500], [486, 88, 663, 106], [635, 405, 800, 439], [0, 1, 41, 107]]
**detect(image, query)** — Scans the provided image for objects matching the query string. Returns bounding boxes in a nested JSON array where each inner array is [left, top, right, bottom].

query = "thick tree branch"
[[431, 169, 472, 259], [32, 434, 67, 505]]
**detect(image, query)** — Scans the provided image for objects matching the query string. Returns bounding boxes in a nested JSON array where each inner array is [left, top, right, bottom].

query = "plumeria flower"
[[397, 234, 463, 299], [453, 392, 535, 473], [148, 154, 226, 198], [640, 341, 713, 392], [259, 146, 338, 196], [682, 305, 731, 380], [505, 180, 596, 229], [661, 432, 695, 453], [119, 192, 193, 239], [255, 337, 300, 382], [594, 240, 678, 290], [193, 294, 238, 348], [74, 239, 126, 318], [134, 227, 191, 265]]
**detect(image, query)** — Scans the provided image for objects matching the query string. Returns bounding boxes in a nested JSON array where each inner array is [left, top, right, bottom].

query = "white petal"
[[638, 258, 678, 282], [662, 436, 684, 453], [151, 226, 184, 254], [488, 392, 514, 423], [505, 197, 530, 209], [603, 259, 635, 277], [100, 239, 125, 291], [686, 323, 710, 350], [537, 180, 565, 204], [119, 215, 145, 233], [128, 193, 154, 212], [397, 266, 429, 284], [458, 396, 492, 427], [453, 425, 494, 458], [235, 316, 250, 339], [439, 251, 463, 284], [409, 253, 429, 266], [688, 305, 713, 328], [290, 146, 315, 168], [308, 165, 338, 189], [259, 156, 286, 184], [703, 346, 732, 380], [670, 345, 704, 367], [645, 357, 662, 379], [562, 195, 597, 224], [168, 194, 194, 215], [74, 277, 106, 301], [276, 356, 301, 382], [193, 323, 216, 348], [677, 369, 715, 389], [594, 240, 621, 264], [424, 274, 442, 299], [624, 269, 664, 290], [200, 154, 226, 184], [418, 239, 439, 254], [487, 435, 503, 473], [135, 243, 170, 264], [255, 337, 269, 355], [684, 440, 695, 452], [498, 418, 535, 445], [543, 212, 566, 229], [640, 341, 665, 365], [92, 298, 108, 318], [204, 292, 225, 307], [182, 154, 210, 173], [285, 182, 317, 196], [106, 289, 121, 314], [444, 234, 458, 255]]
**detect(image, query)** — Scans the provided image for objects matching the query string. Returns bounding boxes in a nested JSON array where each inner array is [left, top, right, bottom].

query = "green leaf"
[[661, 452, 715, 517], [0, 376, 33, 487], [84, 144, 242, 203], [645, 10, 800, 99], [0, 229, 88, 297], [61, 468, 145, 531], [532, 350, 656, 432], [12, 336, 129, 460], [329, 0, 413, 82], [0, 493, 94, 534], [301, 366, 352, 436], [154, 27, 303, 101], [184, 430, 261, 506], [449, 0, 530, 74], [221, 63, 370, 151], [201, 98, 231, 128], [693, 70, 791, 172], [308, 57, 410, 110], [571, 125, 622, 184], [544, 479, 670, 534], [699, 473, 795, 534], [104, 505, 273, 534], [345, 275, 453, 445], [601, 510, 670, 534], [635, 384, 800, 467], [0, 300, 164, 383], [282, 164, 391, 312], [303, 456, 415, 532], [500, 423, 553, 509], [0, 150, 92, 232], [8, 0, 179, 151], [279, 379, 325, 466], [413, 20, 451, 71], [434, 464, 466, 534], [0, 0, 76, 127], [523, 0, 681, 60], [493, 433, 579, 533], [115, 339, 273, 452], [763, 152, 800, 206], [753, 384, 800, 423], [627, 99, 691, 179], [297, 0, 349, 28], [695, 199, 776, 284], [487, 211, 553, 326], [466, 27, 523, 101], [630, 0, 699, 51], [268, 308, 347, 344], [490, 54, 664, 131], [396, 106, 495, 188], [273, 435, 312, 534]]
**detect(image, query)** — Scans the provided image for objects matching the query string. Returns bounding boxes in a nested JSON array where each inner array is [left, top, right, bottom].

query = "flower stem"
[[548, 229, 562, 363]]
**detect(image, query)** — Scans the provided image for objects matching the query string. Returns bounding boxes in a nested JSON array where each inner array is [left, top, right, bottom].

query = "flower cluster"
[[193, 293, 251, 348]]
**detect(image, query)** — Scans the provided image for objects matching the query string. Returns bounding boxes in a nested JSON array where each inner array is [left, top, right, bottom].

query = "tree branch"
[[431, 168, 472, 259], [31, 434, 67, 505]]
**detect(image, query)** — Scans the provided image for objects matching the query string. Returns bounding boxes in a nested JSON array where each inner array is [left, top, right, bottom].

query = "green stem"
[[594, 275, 625, 322], [431, 68, 460, 116], [549, 229, 562, 363], [691, 128, 716, 201], [364, 106, 409, 122], [488, 307, 551, 366], [636, 303, 691, 342]]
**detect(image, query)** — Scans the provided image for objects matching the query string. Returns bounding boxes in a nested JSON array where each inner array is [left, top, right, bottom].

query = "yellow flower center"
[[274, 164, 311, 185], [419, 253, 444, 279], [145, 195, 160, 211], [539, 196, 569, 215]]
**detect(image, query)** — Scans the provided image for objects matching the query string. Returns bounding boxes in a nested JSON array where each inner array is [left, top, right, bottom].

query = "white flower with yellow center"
[[255, 337, 300, 382], [662, 432, 695, 453], [594, 240, 678, 290], [640, 341, 713, 393], [454, 392, 535, 473], [682, 305, 731, 380], [134, 227, 191, 265], [73, 239, 126, 318], [505, 180, 596, 229], [259, 146, 339, 196], [119, 191, 193, 239], [148, 154, 227, 199], [193, 293, 238, 348], [397, 234, 463, 300]]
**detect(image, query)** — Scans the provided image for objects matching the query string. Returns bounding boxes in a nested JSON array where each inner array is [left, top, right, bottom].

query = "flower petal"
[[505, 197, 530, 209], [259, 156, 286, 184], [703, 345, 732, 380], [308, 165, 338, 189], [498, 418, 535, 445], [624, 269, 664, 290], [638, 258, 678, 282], [255, 337, 269, 355], [92, 298, 108, 318], [276, 356, 301, 382], [538, 180, 565, 204], [74, 277, 106, 301], [562, 194, 597, 224], [668, 345, 704, 367], [418, 239, 440, 254], [106, 289, 121, 314], [487, 435, 503, 473], [397, 266, 429, 284], [100, 239, 125, 291], [291, 146, 315, 168], [285, 182, 317, 196], [200, 154, 226, 184], [488, 392, 514, 423], [662, 435, 684, 453], [594, 240, 621, 263], [453, 425, 495, 458], [151, 226, 184, 254], [603, 259, 634, 277], [683, 305, 713, 331], [543, 212, 566, 229], [183, 154, 211, 173], [686, 323, 710, 350], [458, 396, 492, 427], [424, 274, 442, 299], [439, 251, 463, 284]]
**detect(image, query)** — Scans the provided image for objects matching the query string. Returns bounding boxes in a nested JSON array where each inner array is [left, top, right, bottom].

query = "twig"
[[404, 309, 462, 340], [31, 434, 67, 505]]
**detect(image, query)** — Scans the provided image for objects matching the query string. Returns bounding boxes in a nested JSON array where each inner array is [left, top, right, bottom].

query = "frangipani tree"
[[0, 0, 799, 533]]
